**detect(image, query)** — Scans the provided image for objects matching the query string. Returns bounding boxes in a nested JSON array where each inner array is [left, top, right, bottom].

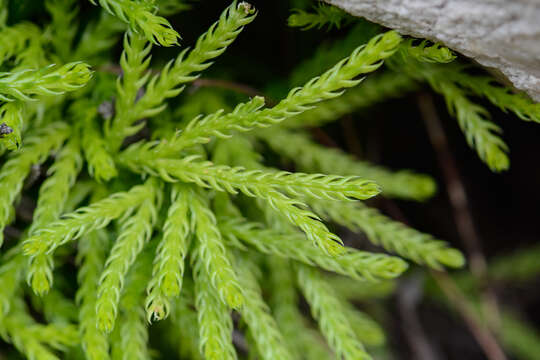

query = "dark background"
[[10, 0, 540, 359]]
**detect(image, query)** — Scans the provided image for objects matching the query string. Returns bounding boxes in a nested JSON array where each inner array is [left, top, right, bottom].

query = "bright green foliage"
[[309, 199, 465, 269], [0, 0, 6, 28], [0, 15, 46, 70], [122, 155, 381, 202], [114, 244, 154, 360], [204, 138, 370, 256], [0, 63, 92, 102], [145, 184, 190, 321], [77, 230, 109, 360], [171, 87, 231, 126], [154, 96, 266, 152], [268, 257, 333, 359], [13, 34, 48, 70], [400, 38, 456, 64], [29, 136, 83, 234], [342, 301, 386, 347], [253, 30, 401, 124], [0, 101, 24, 150], [23, 182, 151, 251], [288, 21, 383, 87], [192, 243, 238, 360], [219, 217, 408, 281], [387, 44, 531, 172], [76, 229, 110, 360], [46, 0, 79, 62], [106, 32, 152, 151], [261, 128, 436, 200], [261, 189, 347, 256], [214, 140, 372, 257], [133, 1, 257, 119], [0, 298, 78, 360], [114, 294, 149, 360], [74, 187, 110, 359], [27, 135, 83, 294], [190, 187, 244, 309], [329, 276, 396, 301], [453, 74, 540, 123], [122, 141, 381, 258], [432, 79, 510, 172], [73, 13, 126, 63], [0, 123, 70, 246], [0, 22, 42, 65], [88, 0, 179, 46], [283, 71, 418, 128], [31, 289, 78, 324], [288, 3, 353, 30], [79, 101, 118, 182], [235, 255, 293, 360], [211, 137, 413, 262], [0, 248, 26, 316], [395, 43, 539, 131], [171, 286, 204, 360], [1, 1, 538, 359], [297, 264, 372, 360], [63, 180, 94, 212], [122, 27, 399, 157], [95, 178, 161, 333]]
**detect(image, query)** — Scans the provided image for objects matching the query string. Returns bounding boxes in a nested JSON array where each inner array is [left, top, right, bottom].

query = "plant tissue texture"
[[0, 0, 539, 359]]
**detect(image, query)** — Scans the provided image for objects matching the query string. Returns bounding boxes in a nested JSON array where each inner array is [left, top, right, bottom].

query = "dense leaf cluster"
[[0, 1, 539, 360]]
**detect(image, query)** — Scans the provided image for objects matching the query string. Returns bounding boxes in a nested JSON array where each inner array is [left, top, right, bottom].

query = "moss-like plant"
[[0, 1, 539, 359]]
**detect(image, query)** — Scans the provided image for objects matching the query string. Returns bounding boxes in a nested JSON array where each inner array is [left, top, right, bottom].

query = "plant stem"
[[418, 92, 507, 360]]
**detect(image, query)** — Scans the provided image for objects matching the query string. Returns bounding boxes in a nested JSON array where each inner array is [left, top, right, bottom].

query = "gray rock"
[[325, 0, 540, 101]]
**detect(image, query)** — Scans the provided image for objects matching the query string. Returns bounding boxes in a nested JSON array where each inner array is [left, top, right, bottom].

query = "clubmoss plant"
[[0, 1, 538, 359]]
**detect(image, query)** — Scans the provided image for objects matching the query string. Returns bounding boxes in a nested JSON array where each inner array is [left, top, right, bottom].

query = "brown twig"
[[336, 111, 439, 359], [99, 63, 349, 150], [417, 92, 500, 320], [397, 275, 441, 360], [4, 226, 22, 241], [310, 128, 338, 147], [341, 115, 363, 156], [417, 92, 487, 276], [191, 78, 267, 102], [417, 92, 507, 360], [98, 64, 271, 103], [189, 79, 337, 149], [383, 199, 508, 360], [432, 271, 507, 360]]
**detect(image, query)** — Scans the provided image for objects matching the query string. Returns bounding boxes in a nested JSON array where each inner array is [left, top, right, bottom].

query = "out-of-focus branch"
[[418, 92, 487, 276], [397, 275, 442, 360], [418, 92, 501, 320], [418, 92, 507, 360], [432, 271, 507, 360], [191, 78, 267, 102]]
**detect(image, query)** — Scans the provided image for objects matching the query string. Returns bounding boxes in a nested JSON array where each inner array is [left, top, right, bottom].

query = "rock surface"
[[325, 0, 540, 101]]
